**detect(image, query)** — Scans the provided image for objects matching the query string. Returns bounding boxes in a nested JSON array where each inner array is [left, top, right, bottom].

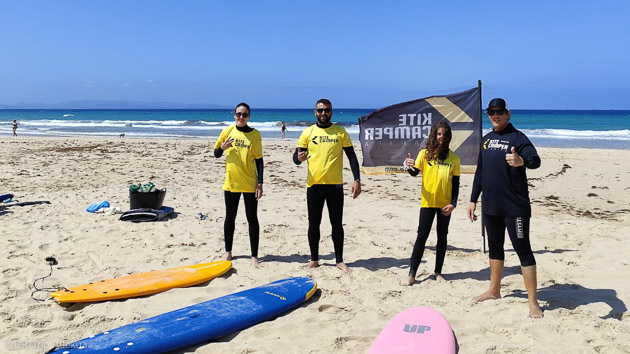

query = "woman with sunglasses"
[[214, 102, 264, 267], [403, 120, 460, 285], [467, 98, 543, 318]]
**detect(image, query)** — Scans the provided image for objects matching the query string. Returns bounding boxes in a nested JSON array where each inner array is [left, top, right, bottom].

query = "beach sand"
[[1, 136, 629, 353]]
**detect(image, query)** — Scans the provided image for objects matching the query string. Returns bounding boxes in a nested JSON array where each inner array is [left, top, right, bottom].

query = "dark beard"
[[316, 116, 332, 128]]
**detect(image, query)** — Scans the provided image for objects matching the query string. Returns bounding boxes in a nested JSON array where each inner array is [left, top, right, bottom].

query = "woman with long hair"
[[214, 102, 264, 267], [403, 120, 460, 285]]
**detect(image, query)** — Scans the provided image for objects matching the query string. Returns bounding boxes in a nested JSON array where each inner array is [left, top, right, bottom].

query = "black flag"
[[359, 87, 481, 174]]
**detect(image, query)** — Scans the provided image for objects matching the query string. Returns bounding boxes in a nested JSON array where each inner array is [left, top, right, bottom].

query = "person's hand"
[[351, 180, 361, 199], [221, 137, 234, 150], [467, 202, 478, 222], [297, 150, 310, 162], [404, 153, 415, 170], [441, 204, 455, 216], [506, 146, 524, 167], [255, 183, 263, 200]]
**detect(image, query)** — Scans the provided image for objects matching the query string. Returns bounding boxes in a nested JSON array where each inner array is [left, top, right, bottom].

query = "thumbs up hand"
[[506, 146, 524, 167]]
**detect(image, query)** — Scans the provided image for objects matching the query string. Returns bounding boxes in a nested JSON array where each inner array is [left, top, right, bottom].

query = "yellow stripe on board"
[[426, 97, 474, 123], [305, 281, 318, 300]]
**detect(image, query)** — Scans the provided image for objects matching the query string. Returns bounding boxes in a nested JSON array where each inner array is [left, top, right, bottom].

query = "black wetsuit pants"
[[224, 190, 259, 257], [307, 185, 344, 264], [484, 214, 536, 267], [408, 208, 450, 277]]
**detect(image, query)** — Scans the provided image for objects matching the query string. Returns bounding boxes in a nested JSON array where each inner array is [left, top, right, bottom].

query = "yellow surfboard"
[[50, 260, 231, 303]]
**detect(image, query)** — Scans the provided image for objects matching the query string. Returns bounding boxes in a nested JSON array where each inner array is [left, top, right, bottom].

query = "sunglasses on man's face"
[[487, 108, 506, 116], [315, 108, 332, 114], [235, 112, 250, 118]]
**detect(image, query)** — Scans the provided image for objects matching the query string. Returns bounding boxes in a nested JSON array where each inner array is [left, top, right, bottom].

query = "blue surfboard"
[[47, 277, 317, 353]]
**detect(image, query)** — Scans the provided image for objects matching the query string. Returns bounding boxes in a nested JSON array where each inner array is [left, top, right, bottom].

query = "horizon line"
[[1, 107, 629, 111]]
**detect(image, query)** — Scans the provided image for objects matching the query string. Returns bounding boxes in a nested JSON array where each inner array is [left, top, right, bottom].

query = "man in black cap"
[[467, 98, 544, 318]]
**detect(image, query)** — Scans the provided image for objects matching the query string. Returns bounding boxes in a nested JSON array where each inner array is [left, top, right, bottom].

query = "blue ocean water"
[[1, 108, 629, 149]]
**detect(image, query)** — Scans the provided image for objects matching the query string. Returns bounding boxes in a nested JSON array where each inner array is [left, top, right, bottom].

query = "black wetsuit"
[[470, 123, 540, 266], [293, 122, 361, 263], [214, 125, 264, 257]]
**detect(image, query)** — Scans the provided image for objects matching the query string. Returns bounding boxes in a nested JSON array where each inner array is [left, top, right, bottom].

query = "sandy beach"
[[1, 136, 629, 353]]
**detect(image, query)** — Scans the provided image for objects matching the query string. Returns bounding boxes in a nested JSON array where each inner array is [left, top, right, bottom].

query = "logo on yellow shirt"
[[233, 138, 251, 149], [318, 136, 339, 144], [311, 135, 340, 145]]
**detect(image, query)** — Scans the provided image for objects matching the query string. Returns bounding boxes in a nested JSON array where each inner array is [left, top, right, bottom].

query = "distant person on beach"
[[214, 102, 264, 267], [403, 120, 460, 285], [467, 98, 543, 318], [293, 98, 361, 274], [281, 121, 287, 140], [12, 120, 18, 136]]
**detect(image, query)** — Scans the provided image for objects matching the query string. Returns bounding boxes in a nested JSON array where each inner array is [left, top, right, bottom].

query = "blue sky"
[[1, 1, 629, 109]]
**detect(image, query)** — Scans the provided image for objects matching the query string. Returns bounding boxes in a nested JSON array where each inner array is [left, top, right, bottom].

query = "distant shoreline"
[[2, 108, 630, 111], [3, 134, 629, 150], [2, 108, 628, 150]]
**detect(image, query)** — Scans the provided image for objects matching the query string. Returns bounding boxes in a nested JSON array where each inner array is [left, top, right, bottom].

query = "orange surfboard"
[[50, 260, 231, 303]]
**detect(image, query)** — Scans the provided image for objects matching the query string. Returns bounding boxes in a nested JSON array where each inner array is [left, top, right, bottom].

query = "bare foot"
[[307, 261, 320, 269], [224, 252, 233, 261], [529, 303, 544, 319], [402, 276, 415, 286], [433, 273, 446, 282], [336, 262, 352, 274], [251, 257, 259, 268], [473, 291, 501, 303]]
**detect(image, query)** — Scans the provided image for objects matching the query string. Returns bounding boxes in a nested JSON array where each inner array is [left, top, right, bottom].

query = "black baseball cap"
[[487, 98, 507, 109]]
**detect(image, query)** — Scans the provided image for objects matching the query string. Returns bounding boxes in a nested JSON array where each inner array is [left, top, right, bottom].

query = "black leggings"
[[224, 190, 259, 257], [307, 185, 344, 263], [484, 214, 536, 267], [408, 208, 450, 277]]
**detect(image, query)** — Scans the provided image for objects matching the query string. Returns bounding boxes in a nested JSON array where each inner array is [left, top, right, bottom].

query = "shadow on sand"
[[508, 283, 627, 320]]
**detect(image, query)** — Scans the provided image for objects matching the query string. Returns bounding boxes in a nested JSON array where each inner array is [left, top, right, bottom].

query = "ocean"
[[1, 108, 629, 149]]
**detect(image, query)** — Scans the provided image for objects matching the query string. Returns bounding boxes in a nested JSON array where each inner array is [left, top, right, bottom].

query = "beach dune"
[[0, 137, 629, 353]]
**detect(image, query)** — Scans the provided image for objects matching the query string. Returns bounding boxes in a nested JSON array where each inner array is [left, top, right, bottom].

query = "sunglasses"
[[315, 108, 332, 114], [234, 112, 250, 118], [487, 108, 506, 116]]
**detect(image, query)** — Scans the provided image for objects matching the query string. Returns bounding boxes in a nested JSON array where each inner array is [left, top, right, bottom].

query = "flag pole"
[[478, 79, 486, 253]]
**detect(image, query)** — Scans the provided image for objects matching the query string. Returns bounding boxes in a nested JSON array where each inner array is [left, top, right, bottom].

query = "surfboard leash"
[[31, 256, 67, 302]]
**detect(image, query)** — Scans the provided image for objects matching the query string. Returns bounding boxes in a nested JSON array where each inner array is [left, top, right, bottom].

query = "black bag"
[[129, 188, 166, 210], [120, 206, 174, 222]]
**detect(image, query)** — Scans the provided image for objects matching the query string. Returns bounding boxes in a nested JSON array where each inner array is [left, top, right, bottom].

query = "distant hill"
[[0, 100, 231, 109]]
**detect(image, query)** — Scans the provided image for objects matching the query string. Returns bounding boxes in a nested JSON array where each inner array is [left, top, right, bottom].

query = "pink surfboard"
[[370, 307, 456, 354]]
